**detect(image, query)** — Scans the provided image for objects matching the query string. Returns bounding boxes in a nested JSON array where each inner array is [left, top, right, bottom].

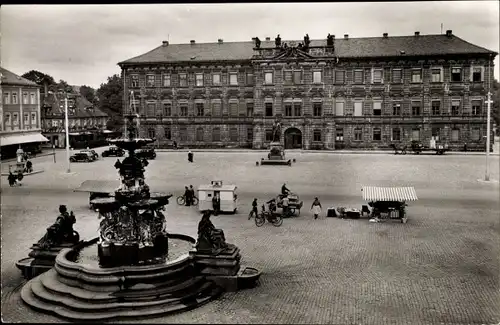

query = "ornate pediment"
[[273, 46, 314, 60]]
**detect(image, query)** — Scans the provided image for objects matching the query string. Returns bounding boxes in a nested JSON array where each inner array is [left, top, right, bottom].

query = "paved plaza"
[[1, 149, 499, 324]]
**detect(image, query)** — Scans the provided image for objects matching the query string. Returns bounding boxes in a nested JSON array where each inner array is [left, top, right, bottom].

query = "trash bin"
[[327, 207, 337, 218]]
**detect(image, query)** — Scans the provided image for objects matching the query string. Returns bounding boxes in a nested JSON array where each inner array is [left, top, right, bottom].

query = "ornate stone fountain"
[[19, 113, 261, 321]]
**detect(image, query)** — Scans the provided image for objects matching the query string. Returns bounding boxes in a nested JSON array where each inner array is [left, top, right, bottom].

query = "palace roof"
[[119, 33, 497, 65], [0, 67, 39, 87]]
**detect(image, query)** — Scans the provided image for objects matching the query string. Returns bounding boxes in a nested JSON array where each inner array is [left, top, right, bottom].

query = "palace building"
[[117, 30, 497, 151]]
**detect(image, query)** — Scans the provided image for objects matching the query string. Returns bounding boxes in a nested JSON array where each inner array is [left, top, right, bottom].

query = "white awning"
[[102, 130, 114, 134], [362, 186, 418, 202], [0, 132, 49, 147]]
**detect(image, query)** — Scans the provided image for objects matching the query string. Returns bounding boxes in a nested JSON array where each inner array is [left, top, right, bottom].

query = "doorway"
[[284, 128, 302, 149]]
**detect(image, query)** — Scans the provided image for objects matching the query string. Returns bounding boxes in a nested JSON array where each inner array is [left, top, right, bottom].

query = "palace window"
[[229, 101, 239, 116], [13, 113, 19, 126], [471, 127, 480, 141], [354, 102, 363, 116], [196, 127, 204, 141], [451, 128, 460, 141], [335, 102, 345, 116], [24, 113, 29, 124], [264, 72, 273, 85], [285, 103, 292, 117], [294, 102, 302, 116], [335, 71, 345, 84], [31, 112, 37, 125], [131, 75, 139, 87], [5, 113, 11, 127], [195, 73, 204, 87], [372, 69, 383, 83], [293, 71, 302, 84], [373, 127, 382, 141], [31, 93, 36, 104], [3, 92, 10, 104], [247, 127, 253, 141], [431, 68, 442, 83], [451, 68, 462, 82], [411, 69, 422, 83], [411, 101, 421, 116], [196, 103, 204, 116], [392, 128, 401, 141], [432, 127, 440, 139], [180, 126, 187, 141], [392, 69, 402, 83], [230, 127, 238, 141], [265, 129, 273, 141], [472, 67, 482, 82], [12, 92, 18, 104], [373, 102, 382, 116], [354, 128, 363, 141], [451, 99, 460, 115], [148, 128, 156, 139], [353, 70, 364, 84], [179, 73, 188, 87], [246, 103, 254, 117], [335, 129, 344, 141], [23, 92, 28, 104], [212, 101, 221, 116], [412, 129, 420, 141], [246, 73, 254, 85], [229, 73, 238, 86], [313, 102, 322, 116], [313, 71, 322, 84], [179, 104, 188, 117], [212, 73, 221, 85], [314, 129, 322, 142], [265, 102, 273, 116], [284, 71, 292, 85], [147, 103, 156, 116], [432, 101, 441, 115], [162, 74, 171, 87], [163, 103, 171, 116], [471, 100, 482, 115], [164, 126, 171, 140], [147, 75, 156, 87]]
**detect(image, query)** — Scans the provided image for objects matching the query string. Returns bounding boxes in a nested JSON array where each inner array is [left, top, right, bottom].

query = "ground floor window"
[[451, 128, 460, 141], [196, 127, 204, 141], [265, 129, 273, 141], [412, 129, 420, 141], [392, 128, 401, 141], [432, 127, 440, 140], [471, 127, 480, 141], [335, 129, 343, 141], [247, 103, 254, 117], [373, 127, 381, 141], [212, 127, 221, 142], [247, 127, 253, 141], [313, 129, 322, 142], [354, 128, 363, 141], [148, 128, 156, 139], [180, 126, 187, 141], [230, 127, 238, 141], [164, 127, 171, 140], [265, 102, 273, 117]]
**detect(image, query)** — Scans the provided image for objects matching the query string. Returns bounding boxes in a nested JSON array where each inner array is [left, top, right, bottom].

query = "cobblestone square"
[[1, 149, 499, 324]]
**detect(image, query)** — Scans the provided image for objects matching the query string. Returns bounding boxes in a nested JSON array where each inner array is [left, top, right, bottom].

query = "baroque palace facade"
[[118, 30, 496, 150]]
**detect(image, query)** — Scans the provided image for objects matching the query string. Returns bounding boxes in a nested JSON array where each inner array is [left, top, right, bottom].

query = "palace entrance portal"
[[284, 128, 302, 149]]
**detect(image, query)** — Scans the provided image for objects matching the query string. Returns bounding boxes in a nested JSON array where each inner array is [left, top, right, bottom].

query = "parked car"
[[70, 152, 94, 163], [136, 148, 156, 160], [102, 146, 125, 157], [79, 149, 99, 160]]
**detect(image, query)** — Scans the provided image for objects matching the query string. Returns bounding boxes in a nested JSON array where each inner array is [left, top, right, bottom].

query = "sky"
[[1, 2, 499, 89]]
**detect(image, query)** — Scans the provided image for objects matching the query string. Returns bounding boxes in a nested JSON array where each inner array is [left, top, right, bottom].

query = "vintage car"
[[70, 152, 94, 163], [79, 149, 99, 160], [136, 148, 156, 160], [101, 146, 125, 157]]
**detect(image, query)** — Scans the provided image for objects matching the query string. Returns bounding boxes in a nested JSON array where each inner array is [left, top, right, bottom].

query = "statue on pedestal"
[[254, 37, 261, 49], [196, 210, 234, 255], [327, 33, 334, 46], [37, 205, 79, 249], [272, 119, 282, 142]]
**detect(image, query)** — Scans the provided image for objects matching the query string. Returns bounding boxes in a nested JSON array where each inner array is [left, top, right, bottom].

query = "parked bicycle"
[[255, 205, 283, 227], [176, 195, 199, 206]]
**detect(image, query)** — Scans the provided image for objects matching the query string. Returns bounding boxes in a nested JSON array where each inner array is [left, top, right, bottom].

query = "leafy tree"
[[96, 74, 124, 132], [80, 85, 97, 105], [22, 70, 56, 86], [492, 79, 499, 135]]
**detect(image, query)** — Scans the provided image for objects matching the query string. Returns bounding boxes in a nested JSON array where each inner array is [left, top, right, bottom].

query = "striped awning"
[[361, 186, 418, 202]]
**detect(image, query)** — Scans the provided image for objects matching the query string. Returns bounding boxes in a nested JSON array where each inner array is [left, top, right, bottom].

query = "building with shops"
[[41, 89, 111, 149], [0, 67, 48, 158], [117, 30, 497, 151]]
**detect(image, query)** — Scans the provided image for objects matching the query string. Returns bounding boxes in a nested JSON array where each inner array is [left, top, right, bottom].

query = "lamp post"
[[64, 92, 71, 173], [484, 91, 493, 181]]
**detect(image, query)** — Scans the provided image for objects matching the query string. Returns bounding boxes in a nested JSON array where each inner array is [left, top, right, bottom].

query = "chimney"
[[162, 41, 169, 46], [218, 39, 223, 44], [190, 40, 195, 45], [383, 33, 388, 38], [446, 30, 452, 37], [414, 31, 420, 36], [344, 34, 349, 39], [265, 37, 271, 41]]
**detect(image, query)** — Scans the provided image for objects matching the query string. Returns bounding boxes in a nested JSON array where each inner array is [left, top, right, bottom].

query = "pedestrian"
[[8, 172, 17, 187], [282, 195, 290, 217], [189, 185, 195, 204], [249, 198, 258, 219], [212, 193, 220, 216], [187, 150, 193, 163], [173, 141, 178, 150], [25, 159, 33, 173], [184, 186, 191, 206], [311, 197, 322, 220]]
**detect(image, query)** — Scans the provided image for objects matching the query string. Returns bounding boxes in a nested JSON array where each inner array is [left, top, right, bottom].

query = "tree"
[[96, 74, 124, 132], [22, 70, 56, 95], [492, 79, 499, 135], [80, 85, 97, 105]]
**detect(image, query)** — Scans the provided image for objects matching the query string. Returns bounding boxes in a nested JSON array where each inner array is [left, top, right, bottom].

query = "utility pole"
[[484, 54, 493, 181], [64, 95, 71, 173]]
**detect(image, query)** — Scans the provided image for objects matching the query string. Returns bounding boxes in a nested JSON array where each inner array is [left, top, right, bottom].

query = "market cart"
[[361, 186, 418, 223]]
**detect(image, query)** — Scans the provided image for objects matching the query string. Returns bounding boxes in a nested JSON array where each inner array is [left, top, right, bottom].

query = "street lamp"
[[59, 88, 71, 173], [484, 55, 493, 182]]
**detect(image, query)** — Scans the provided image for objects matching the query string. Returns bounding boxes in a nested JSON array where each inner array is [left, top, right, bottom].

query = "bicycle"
[[255, 205, 283, 227], [176, 195, 199, 206]]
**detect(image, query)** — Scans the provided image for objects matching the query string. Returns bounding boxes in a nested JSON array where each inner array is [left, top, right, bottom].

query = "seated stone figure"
[[196, 211, 233, 254], [37, 205, 80, 248]]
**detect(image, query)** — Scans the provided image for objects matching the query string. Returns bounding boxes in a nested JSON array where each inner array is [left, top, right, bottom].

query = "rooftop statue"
[[275, 34, 281, 48]]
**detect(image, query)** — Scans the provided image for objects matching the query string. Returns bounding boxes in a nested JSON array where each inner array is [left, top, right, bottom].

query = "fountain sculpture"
[[19, 113, 261, 321]]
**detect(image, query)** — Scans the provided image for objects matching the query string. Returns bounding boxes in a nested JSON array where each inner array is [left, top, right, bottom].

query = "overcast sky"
[[1, 2, 499, 89]]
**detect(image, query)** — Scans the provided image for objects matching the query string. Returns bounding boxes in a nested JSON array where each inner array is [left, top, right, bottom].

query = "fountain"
[[19, 113, 261, 321]]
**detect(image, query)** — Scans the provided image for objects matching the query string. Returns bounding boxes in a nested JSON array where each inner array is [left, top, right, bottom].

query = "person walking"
[[311, 197, 322, 220], [189, 185, 196, 205], [249, 198, 258, 219], [187, 150, 194, 163], [212, 193, 221, 216], [184, 186, 191, 206]]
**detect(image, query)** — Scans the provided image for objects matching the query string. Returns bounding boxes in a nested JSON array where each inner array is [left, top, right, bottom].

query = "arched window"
[[196, 127, 204, 141]]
